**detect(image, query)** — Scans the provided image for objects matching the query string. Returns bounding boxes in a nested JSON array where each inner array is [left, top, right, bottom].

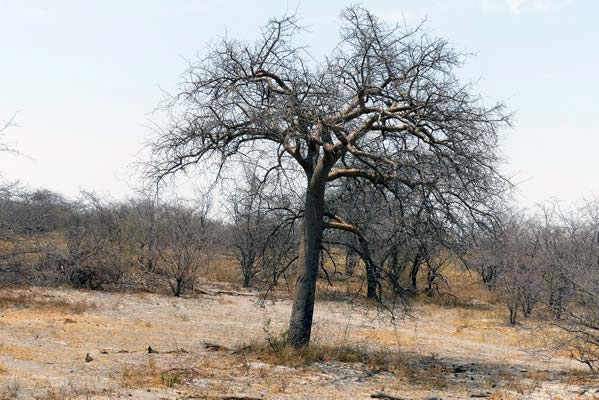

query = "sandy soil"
[[0, 286, 596, 399]]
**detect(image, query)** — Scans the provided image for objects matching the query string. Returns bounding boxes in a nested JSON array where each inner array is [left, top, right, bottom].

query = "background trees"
[[226, 166, 275, 288], [0, 186, 217, 294], [148, 6, 510, 347], [156, 196, 214, 297]]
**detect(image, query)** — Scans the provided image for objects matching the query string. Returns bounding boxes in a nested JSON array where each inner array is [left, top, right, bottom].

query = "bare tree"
[[149, 7, 510, 347], [471, 211, 544, 325], [37, 192, 131, 289], [226, 165, 271, 287], [126, 190, 161, 275], [157, 195, 213, 297]]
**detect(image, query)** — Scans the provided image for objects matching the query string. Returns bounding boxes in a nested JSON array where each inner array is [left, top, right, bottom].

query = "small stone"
[[453, 365, 467, 373]]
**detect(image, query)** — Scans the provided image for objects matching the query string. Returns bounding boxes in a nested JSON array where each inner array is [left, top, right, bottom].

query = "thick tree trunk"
[[288, 171, 327, 348]]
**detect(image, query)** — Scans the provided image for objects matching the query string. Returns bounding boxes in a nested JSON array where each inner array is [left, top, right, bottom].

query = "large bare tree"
[[149, 7, 510, 347]]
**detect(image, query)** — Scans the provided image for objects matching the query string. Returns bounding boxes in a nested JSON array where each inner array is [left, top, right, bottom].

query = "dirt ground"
[[0, 286, 596, 400]]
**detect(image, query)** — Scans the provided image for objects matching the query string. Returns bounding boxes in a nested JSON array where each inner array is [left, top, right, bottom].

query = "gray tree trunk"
[[358, 237, 377, 299], [288, 161, 330, 348], [345, 248, 356, 277], [409, 249, 422, 291]]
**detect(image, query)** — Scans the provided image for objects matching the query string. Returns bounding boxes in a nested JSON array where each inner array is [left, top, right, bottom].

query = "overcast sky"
[[0, 0, 596, 205]]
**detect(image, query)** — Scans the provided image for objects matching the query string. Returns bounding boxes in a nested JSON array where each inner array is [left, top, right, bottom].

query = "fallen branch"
[[204, 342, 229, 352], [371, 393, 407, 400], [195, 288, 255, 297], [147, 345, 189, 354], [183, 396, 262, 400]]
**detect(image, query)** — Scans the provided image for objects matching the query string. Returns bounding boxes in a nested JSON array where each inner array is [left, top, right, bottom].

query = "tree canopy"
[[149, 6, 511, 347]]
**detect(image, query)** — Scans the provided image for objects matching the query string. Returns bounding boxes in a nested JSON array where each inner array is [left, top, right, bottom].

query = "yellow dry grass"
[[0, 344, 35, 362], [0, 291, 94, 315]]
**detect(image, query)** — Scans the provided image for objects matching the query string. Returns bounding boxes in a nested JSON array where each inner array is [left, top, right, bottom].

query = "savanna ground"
[[0, 261, 597, 400]]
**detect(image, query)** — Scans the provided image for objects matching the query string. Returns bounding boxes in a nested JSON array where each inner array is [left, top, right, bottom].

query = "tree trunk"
[[365, 259, 377, 299], [242, 271, 251, 288], [172, 277, 182, 297], [345, 248, 356, 277], [241, 253, 255, 288], [288, 171, 327, 348], [508, 305, 518, 325], [409, 250, 422, 291], [355, 236, 377, 299]]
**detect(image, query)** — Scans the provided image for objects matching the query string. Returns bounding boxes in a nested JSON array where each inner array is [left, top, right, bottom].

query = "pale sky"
[[1, 0, 597, 205]]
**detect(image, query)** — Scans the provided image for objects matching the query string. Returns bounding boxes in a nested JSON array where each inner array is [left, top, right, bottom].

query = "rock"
[[453, 365, 468, 373], [85, 353, 93, 362]]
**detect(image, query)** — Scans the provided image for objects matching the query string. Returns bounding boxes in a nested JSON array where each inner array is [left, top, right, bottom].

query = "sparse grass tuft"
[[233, 338, 457, 390], [235, 340, 394, 368], [0, 377, 21, 400], [160, 371, 181, 388], [121, 357, 160, 388], [121, 357, 189, 389]]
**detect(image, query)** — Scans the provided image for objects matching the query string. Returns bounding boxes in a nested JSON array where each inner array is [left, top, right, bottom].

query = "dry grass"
[[121, 357, 163, 388], [0, 282, 591, 399], [0, 291, 94, 315], [0, 344, 35, 361], [32, 378, 106, 400], [121, 357, 189, 389], [0, 377, 21, 400], [235, 339, 402, 369], [233, 334, 474, 392], [203, 256, 241, 285]]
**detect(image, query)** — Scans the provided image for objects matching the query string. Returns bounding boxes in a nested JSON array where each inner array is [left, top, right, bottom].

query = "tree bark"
[[359, 238, 377, 299], [241, 252, 255, 288], [345, 248, 356, 277], [409, 248, 422, 291], [288, 164, 328, 348]]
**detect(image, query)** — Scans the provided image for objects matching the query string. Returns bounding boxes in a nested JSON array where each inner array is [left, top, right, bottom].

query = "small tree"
[[126, 190, 161, 275], [227, 166, 271, 287], [157, 196, 212, 297], [50, 193, 130, 289]]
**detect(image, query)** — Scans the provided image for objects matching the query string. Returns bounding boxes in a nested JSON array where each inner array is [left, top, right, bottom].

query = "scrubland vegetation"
[[2, 5, 599, 400], [1, 181, 599, 399]]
